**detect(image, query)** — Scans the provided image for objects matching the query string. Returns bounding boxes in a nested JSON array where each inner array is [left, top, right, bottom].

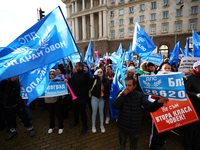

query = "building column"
[[82, 16, 86, 40], [72, 2, 74, 14], [75, 1, 78, 12], [90, 0, 93, 8], [99, 11, 102, 38], [82, 0, 85, 10], [75, 17, 79, 41], [72, 18, 75, 37], [103, 0, 106, 5], [103, 11, 107, 38], [116, 0, 119, 5], [99, 0, 102, 5], [66, 5, 70, 18], [90, 13, 94, 39]]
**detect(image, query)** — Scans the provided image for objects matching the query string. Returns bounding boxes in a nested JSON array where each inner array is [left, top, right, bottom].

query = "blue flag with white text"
[[132, 22, 156, 58], [19, 62, 57, 106], [192, 30, 200, 57], [0, 6, 78, 81], [169, 41, 180, 65]]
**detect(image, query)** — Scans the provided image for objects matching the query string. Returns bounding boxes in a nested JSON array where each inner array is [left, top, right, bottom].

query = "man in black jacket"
[[112, 77, 169, 150], [68, 62, 90, 135], [183, 60, 200, 150]]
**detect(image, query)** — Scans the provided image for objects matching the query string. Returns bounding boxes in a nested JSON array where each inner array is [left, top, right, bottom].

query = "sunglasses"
[[98, 71, 103, 73], [50, 74, 55, 75]]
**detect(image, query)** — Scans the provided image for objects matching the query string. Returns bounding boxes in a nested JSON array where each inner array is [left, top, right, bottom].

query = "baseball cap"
[[193, 60, 200, 69]]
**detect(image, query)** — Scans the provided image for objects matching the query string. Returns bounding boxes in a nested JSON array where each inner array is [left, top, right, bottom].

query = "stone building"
[[61, 0, 200, 57]]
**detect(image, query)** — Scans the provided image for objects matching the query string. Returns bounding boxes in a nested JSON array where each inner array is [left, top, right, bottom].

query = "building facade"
[[62, 0, 200, 57]]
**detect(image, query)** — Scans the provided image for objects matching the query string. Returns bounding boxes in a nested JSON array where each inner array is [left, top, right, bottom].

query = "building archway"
[[159, 45, 169, 58]]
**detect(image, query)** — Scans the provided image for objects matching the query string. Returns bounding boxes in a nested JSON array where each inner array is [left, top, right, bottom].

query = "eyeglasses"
[[50, 74, 55, 75], [98, 71, 103, 73]]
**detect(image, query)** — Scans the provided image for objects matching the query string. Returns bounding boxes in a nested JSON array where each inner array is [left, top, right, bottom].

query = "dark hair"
[[57, 64, 66, 75], [125, 76, 136, 86], [106, 65, 112, 70], [155, 62, 171, 74], [99, 64, 105, 68], [76, 62, 84, 68], [145, 62, 155, 67]]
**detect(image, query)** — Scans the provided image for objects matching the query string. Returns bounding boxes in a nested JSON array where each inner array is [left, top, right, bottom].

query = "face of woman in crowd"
[[49, 71, 56, 79], [56, 68, 62, 75], [127, 71, 134, 78], [97, 69, 103, 78], [161, 64, 171, 72]]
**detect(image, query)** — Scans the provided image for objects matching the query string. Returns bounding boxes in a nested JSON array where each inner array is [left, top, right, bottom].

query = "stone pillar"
[[66, 5, 70, 18], [82, 16, 86, 40], [103, 11, 107, 38], [116, 0, 119, 5], [75, 1, 78, 12], [82, 0, 85, 10], [99, 11, 102, 38], [90, 13, 94, 39], [75, 17, 79, 41], [91, 0, 93, 8], [99, 0, 102, 5], [72, 2, 74, 13], [72, 18, 75, 37], [103, 0, 106, 5]]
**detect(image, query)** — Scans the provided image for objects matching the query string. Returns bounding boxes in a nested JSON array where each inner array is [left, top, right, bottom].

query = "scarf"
[[191, 69, 200, 78]]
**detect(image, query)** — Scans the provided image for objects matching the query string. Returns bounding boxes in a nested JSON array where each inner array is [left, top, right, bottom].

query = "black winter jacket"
[[184, 73, 200, 117], [91, 76, 111, 100], [69, 70, 90, 104], [113, 90, 162, 134]]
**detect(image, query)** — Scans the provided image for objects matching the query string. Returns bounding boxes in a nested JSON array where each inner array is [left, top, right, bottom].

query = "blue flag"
[[128, 43, 133, 61], [192, 30, 200, 57], [180, 48, 186, 57], [132, 22, 156, 58], [19, 62, 57, 106], [185, 37, 190, 57], [169, 41, 180, 65], [109, 68, 125, 119], [84, 41, 92, 62], [0, 6, 78, 81], [117, 43, 123, 55], [95, 57, 98, 66]]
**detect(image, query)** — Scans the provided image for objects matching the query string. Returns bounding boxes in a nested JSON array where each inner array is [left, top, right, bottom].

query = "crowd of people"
[[0, 56, 200, 150]]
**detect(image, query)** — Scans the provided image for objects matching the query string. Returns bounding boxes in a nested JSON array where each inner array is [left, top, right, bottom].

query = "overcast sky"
[[0, 0, 66, 47]]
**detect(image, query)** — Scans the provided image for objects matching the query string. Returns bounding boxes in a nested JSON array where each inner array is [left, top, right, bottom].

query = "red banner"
[[150, 95, 199, 133]]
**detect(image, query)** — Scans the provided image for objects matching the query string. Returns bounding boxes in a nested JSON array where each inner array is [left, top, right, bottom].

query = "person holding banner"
[[149, 62, 172, 150], [90, 69, 111, 133], [67, 62, 90, 135], [44, 69, 64, 134], [183, 60, 200, 150], [113, 76, 169, 150]]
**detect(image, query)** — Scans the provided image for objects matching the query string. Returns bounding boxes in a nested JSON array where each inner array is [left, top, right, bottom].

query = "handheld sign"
[[150, 95, 199, 133], [138, 73, 187, 101]]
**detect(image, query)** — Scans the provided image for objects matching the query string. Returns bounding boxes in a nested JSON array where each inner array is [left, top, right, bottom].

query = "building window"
[[162, 24, 168, 32], [111, 21, 115, 27], [177, 0, 183, 4], [129, 7, 134, 13], [129, 28, 134, 36], [151, 2, 156, 9], [163, 11, 168, 19], [140, 16, 144, 22], [140, 4, 145, 11], [163, 0, 169, 6], [111, 2, 115, 6], [150, 26, 156, 34], [120, 30, 124, 37], [119, 9, 124, 15], [191, 6, 198, 14], [111, 11, 114, 17], [119, 0, 124, 4], [111, 31, 115, 39], [129, 18, 134, 24], [176, 9, 182, 16], [175, 22, 181, 31], [189, 21, 196, 30], [151, 14, 156, 21], [120, 19, 124, 25]]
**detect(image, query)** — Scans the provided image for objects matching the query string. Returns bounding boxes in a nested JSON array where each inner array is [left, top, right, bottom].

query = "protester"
[[3, 76, 35, 140], [112, 76, 169, 150], [90, 69, 111, 133], [149, 62, 171, 150], [44, 69, 64, 134], [183, 60, 200, 150], [105, 65, 115, 124], [67, 62, 90, 135]]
